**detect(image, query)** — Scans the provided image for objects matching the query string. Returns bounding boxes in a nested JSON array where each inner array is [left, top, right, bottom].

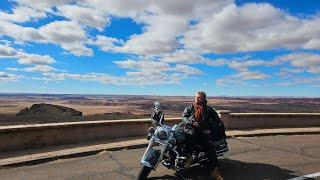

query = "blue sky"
[[0, 0, 320, 96]]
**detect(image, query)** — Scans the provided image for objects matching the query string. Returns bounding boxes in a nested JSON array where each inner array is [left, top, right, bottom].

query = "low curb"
[[1, 127, 320, 168]]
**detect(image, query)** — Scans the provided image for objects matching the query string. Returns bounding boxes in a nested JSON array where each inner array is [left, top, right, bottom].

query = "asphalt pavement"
[[1, 134, 319, 180]]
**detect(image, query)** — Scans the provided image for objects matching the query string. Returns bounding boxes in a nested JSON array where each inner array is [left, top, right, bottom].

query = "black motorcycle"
[[138, 102, 228, 179]]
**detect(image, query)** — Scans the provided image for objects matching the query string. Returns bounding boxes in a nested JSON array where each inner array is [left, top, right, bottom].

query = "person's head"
[[194, 91, 207, 105]]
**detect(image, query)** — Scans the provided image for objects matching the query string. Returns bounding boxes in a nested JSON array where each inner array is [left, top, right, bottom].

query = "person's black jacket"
[[182, 104, 226, 141]]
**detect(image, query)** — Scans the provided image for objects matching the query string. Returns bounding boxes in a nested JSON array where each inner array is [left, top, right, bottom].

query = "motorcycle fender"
[[141, 148, 160, 168]]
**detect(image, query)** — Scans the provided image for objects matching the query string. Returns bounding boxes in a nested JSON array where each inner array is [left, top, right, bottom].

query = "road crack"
[[106, 152, 136, 179]]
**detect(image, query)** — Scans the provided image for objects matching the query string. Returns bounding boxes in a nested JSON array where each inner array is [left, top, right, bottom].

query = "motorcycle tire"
[[137, 165, 152, 180]]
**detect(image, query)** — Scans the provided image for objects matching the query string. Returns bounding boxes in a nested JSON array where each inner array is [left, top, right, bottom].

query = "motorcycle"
[[137, 102, 229, 179]]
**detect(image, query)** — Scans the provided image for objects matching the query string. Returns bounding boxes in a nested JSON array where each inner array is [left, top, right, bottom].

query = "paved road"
[[1, 135, 319, 180]]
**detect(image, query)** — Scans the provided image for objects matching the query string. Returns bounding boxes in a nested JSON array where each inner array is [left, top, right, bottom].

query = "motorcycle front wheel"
[[137, 165, 152, 180]]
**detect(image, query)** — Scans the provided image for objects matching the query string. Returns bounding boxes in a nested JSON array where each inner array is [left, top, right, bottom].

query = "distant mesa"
[[16, 103, 82, 117]]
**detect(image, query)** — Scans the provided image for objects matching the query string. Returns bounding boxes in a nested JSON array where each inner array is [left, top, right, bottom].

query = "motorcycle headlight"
[[156, 129, 168, 140]]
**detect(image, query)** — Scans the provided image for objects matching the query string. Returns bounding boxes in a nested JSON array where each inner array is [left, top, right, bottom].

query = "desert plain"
[[0, 93, 319, 126]]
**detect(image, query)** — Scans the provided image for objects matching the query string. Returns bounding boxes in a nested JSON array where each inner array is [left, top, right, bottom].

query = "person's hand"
[[188, 117, 195, 122], [203, 130, 211, 134], [192, 122, 199, 127]]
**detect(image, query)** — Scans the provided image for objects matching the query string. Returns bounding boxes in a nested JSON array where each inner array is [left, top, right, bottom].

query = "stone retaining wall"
[[0, 112, 319, 152]]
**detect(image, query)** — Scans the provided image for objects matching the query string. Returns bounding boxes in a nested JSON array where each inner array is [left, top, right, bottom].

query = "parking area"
[[0, 134, 319, 180]]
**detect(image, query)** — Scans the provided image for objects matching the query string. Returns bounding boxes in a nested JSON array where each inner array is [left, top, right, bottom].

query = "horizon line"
[[0, 92, 319, 98]]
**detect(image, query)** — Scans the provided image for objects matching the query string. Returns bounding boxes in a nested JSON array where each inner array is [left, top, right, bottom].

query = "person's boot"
[[210, 167, 224, 180]]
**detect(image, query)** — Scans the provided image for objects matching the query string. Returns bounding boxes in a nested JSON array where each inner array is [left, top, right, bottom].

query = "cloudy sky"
[[0, 0, 320, 96]]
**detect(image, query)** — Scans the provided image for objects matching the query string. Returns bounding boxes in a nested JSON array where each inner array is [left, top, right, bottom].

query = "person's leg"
[[184, 133, 197, 167], [197, 132, 219, 169], [197, 132, 223, 179]]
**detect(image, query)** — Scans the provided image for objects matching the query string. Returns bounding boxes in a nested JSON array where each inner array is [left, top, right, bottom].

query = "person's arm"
[[211, 108, 222, 122], [209, 107, 227, 138], [182, 105, 195, 125]]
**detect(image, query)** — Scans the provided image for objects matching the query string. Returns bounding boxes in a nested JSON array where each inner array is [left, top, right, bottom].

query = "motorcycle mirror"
[[154, 102, 161, 111]]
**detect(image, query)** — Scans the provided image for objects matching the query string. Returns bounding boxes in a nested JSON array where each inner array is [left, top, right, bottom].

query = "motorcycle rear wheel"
[[137, 165, 152, 180]]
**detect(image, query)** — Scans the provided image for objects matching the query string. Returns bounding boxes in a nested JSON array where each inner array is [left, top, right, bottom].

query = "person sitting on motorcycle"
[[182, 91, 224, 180]]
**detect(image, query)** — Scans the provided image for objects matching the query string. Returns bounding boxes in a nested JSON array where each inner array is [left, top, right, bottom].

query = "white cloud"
[[0, 19, 43, 42], [111, 51, 319, 86], [57, 5, 110, 31], [91, 35, 123, 52], [2, 0, 319, 58], [120, 14, 188, 55], [14, 0, 73, 11], [214, 52, 316, 86], [276, 53, 320, 66], [114, 58, 202, 74], [160, 51, 277, 86], [161, 50, 273, 72], [172, 64, 202, 75], [0, 40, 12, 45], [93, 15, 190, 56], [1, 1, 103, 56], [308, 66, 320, 74], [6, 68, 19, 71], [0, 44, 56, 65], [16, 52, 56, 65], [78, 0, 150, 18], [234, 70, 271, 80], [0, 6, 46, 23], [43, 72, 114, 83], [216, 70, 270, 86], [149, 0, 233, 19], [161, 50, 210, 65], [228, 59, 272, 71], [2, 0, 320, 89], [277, 68, 304, 77], [304, 39, 320, 49], [183, 3, 320, 53], [275, 53, 320, 74], [41, 71, 182, 85], [0, 45, 18, 58], [113, 58, 202, 84], [125, 71, 180, 85], [88, 0, 233, 56], [276, 82, 293, 86], [78, 0, 232, 20], [39, 21, 86, 43], [38, 20, 92, 56], [0, 71, 22, 82], [39, 58, 202, 85], [114, 59, 170, 72], [0, 19, 92, 56], [128, 49, 228, 68], [292, 77, 320, 84], [7, 65, 58, 73]]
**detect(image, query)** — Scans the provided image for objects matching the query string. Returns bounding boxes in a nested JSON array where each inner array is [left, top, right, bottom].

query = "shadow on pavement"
[[220, 159, 298, 180], [147, 159, 299, 180]]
